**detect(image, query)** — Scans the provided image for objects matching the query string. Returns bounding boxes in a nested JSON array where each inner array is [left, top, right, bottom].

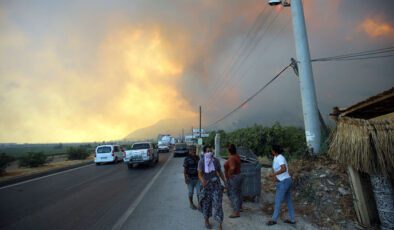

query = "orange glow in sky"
[[0, 26, 197, 143], [357, 16, 394, 38]]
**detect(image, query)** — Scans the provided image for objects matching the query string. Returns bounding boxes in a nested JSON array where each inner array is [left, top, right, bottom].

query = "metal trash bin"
[[237, 147, 261, 202]]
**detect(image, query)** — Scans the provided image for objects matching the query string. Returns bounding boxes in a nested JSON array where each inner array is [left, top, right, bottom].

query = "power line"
[[311, 46, 394, 62], [313, 54, 394, 62], [205, 64, 291, 128], [205, 46, 394, 129], [205, 6, 271, 103], [205, 8, 276, 108], [314, 46, 394, 60], [206, 8, 284, 108], [228, 14, 292, 93]]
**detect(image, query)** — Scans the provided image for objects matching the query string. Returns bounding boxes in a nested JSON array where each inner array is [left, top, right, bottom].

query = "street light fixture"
[[268, 0, 290, 7]]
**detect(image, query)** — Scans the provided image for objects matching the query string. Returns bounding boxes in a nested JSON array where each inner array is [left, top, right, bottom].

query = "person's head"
[[188, 145, 196, 156], [271, 144, 281, 156], [227, 143, 237, 155], [203, 145, 212, 153]]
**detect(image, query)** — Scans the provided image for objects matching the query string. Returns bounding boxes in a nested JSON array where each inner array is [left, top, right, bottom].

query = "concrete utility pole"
[[199, 106, 202, 139], [214, 133, 220, 157], [290, 0, 321, 153]]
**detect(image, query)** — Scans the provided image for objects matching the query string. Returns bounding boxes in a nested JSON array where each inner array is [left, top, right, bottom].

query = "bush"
[[0, 153, 14, 174], [66, 147, 90, 160], [19, 152, 48, 168], [204, 122, 307, 160], [54, 143, 63, 149]]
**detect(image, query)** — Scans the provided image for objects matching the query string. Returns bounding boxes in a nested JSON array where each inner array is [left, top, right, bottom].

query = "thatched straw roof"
[[328, 117, 394, 176], [331, 87, 394, 120]]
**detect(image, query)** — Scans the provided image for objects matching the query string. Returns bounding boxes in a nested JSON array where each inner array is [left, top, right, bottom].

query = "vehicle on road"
[[124, 142, 159, 168], [158, 135, 172, 152], [173, 143, 188, 157], [94, 145, 124, 165], [185, 136, 197, 146], [158, 142, 170, 153]]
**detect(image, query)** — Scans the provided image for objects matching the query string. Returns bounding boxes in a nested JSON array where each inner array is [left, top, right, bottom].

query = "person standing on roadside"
[[266, 144, 296, 226], [183, 145, 201, 210], [198, 145, 227, 230], [224, 144, 244, 218]]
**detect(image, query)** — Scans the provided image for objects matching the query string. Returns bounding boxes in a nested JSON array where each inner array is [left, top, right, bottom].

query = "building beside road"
[[329, 87, 394, 230]]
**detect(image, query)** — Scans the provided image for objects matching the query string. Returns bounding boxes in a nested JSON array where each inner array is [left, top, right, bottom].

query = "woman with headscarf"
[[224, 143, 244, 218], [198, 145, 227, 230]]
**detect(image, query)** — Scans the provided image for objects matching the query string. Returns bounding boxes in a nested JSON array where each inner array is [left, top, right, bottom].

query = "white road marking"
[[111, 154, 173, 230], [0, 163, 95, 190]]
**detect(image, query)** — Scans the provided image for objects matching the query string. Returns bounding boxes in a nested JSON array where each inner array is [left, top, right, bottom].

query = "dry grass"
[[328, 117, 394, 176], [258, 156, 272, 166], [0, 156, 93, 181]]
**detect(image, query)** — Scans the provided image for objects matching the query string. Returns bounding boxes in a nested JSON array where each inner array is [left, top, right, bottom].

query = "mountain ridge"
[[124, 117, 197, 141]]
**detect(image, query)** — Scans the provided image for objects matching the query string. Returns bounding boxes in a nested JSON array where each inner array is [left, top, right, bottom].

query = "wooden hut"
[[329, 87, 394, 230]]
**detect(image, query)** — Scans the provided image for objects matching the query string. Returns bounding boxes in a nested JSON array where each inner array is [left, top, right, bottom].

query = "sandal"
[[205, 223, 212, 229], [229, 215, 240, 218], [266, 220, 277, 226], [284, 219, 296, 224]]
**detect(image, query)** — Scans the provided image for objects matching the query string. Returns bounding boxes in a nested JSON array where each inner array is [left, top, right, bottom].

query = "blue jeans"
[[187, 177, 201, 197], [272, 177, 295, 221]]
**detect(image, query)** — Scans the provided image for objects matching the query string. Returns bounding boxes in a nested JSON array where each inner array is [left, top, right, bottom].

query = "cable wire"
[[206, 8, 284, 108], [312, 54, 394, 62], [205, 6, 271, 103], [205, 64, 291, 128], [311, 47, 394, 62], [205, 8, 277, 108]]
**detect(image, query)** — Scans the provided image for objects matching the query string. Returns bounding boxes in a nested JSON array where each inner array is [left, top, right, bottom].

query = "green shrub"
[[54, 143, 63, 149], [66, 147, 90, 160], [19, 152, 48, 168], [0, 153, 14, 174], [204, 122, 307, 159]]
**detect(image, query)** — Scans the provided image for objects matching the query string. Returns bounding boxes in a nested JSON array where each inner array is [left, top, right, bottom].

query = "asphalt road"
[[0, 152, 172, 230]]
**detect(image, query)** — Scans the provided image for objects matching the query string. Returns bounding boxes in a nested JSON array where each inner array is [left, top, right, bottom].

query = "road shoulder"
[[0, 159, 93, 188]]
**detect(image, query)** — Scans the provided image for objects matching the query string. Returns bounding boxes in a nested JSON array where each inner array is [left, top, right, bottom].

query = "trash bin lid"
[[237, 146, 258, 163]]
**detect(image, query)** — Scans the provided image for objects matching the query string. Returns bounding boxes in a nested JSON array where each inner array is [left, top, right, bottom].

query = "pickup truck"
[[124, 142, 159, 169]]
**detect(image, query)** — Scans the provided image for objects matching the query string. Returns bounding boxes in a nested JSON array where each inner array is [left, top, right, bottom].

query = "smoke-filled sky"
[[1, 0, 393, 143]]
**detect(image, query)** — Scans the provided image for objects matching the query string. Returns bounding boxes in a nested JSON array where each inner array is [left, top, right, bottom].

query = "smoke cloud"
[[0, 0, 393, 143]]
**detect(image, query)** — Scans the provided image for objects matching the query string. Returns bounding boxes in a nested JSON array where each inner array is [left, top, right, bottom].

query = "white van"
[[94, 145, 124, 165]]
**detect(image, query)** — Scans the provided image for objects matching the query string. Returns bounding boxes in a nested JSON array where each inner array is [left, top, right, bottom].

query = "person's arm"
[[184, 168, 189, 184], [198, 170, 207, 187], [269, 164, 287, 177], [217, 168, 228, 189]]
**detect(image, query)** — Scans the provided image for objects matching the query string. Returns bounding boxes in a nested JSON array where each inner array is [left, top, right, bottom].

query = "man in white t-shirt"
[[266, 145, 295, 226]]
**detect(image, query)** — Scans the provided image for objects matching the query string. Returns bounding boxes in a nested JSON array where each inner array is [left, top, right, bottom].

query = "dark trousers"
[[200, 180, 224, 223], [227, 173, 244, 211]]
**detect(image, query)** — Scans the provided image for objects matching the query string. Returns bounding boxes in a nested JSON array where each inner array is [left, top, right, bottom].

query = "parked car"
[[173, 143, 189, 157], [124, 142, 159, 168], [94, 145, 124, 165]]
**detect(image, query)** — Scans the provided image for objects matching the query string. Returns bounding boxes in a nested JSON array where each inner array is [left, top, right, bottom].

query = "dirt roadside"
[[0, 156, 94, 185], [219, 155, 359, 230]]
